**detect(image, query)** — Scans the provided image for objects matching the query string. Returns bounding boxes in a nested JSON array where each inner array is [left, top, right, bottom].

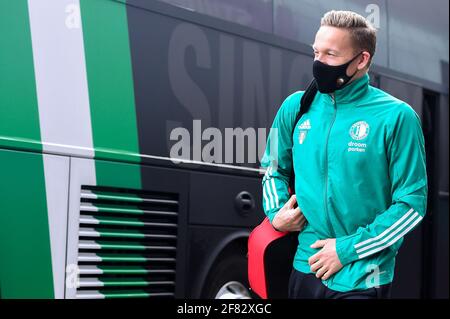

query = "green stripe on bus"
[[101, 278, 153, 287], [94, 215, 145, 227], [79, 0, 141, 188], [0, 1, 42, 149], [0, 2, 53, 299], [94, 203, 144, 215], [96, 253, 148, 262], [97, 265, 149, 275], [100, 290, 150, 298], [0, 149, 53, 298], [96, 240, 146, 251], [90, 191, 143, 203], [96, 229, 145, 239]]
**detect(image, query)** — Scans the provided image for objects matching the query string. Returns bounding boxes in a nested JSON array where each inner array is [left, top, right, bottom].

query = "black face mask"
[[312, 52, 362, 94]]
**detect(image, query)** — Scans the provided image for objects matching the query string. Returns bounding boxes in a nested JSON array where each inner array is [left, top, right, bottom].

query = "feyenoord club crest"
[[349, 121, 370, 140]]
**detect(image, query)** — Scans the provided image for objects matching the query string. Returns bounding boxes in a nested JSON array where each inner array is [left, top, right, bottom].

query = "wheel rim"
[[214, 281, 251, 299]]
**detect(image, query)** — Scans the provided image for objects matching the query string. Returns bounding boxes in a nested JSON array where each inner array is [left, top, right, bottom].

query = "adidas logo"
[[299, 119, 311, 130]]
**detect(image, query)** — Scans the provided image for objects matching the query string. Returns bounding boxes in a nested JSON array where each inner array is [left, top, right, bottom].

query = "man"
[[261, 10, 427, 299]]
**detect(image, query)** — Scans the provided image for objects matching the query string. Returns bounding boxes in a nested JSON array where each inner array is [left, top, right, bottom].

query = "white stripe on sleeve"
[[358, 215, 423, 259]]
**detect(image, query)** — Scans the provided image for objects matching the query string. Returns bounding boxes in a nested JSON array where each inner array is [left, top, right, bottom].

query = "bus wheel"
[[203, 254, 251, 299]]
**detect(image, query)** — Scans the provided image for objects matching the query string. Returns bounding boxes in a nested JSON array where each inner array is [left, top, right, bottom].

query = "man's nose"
[[314, 53, 327, 63]]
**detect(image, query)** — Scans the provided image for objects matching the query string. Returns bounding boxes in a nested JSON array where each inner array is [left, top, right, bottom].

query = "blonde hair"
[[321, 10, 377, 65]]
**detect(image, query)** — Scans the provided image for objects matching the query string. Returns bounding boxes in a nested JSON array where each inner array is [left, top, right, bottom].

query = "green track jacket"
[[261, 73, 427, 292]]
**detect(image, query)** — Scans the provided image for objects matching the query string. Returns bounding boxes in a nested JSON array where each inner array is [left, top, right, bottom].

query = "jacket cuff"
[[335, 235, 360, 266], [267, 210, 277, 224]]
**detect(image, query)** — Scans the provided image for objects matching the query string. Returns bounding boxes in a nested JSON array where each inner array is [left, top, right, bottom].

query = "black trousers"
[[288, 268, 392, 299]]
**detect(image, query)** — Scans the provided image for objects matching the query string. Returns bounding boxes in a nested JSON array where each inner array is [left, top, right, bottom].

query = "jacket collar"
[[325, 73, 370, 105]]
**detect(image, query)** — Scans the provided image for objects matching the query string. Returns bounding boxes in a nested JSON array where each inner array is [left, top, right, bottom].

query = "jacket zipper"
[[324, 95, 337, 238]]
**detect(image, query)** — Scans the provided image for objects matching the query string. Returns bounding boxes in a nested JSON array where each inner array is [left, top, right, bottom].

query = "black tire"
[[202, 254, 251, 299]]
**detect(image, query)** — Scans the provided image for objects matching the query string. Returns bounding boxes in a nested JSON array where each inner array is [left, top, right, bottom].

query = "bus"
[[0, 0, 448, 299]]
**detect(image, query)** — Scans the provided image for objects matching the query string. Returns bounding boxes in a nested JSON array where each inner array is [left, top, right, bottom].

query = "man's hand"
[[272, 195, 306, 232], [308, 239, 343, 280]]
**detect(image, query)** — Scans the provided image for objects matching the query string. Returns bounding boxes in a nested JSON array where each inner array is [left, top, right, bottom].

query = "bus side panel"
[[0, 1, 42, 152], [126, 3, 313, 168], [0, 149, 53, 298], [66, 159, 189, 299]]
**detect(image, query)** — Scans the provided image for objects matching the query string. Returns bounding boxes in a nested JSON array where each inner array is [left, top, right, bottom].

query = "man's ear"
[[358, 51, 371, 70]]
